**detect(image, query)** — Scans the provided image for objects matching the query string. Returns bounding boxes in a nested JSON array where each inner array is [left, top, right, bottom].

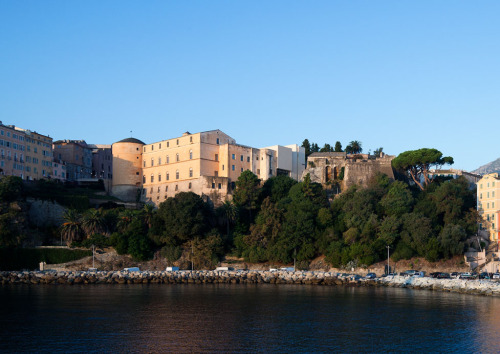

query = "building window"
[[218, 183, 221, 189], [159, 157, 162, 165], [212, 182, 215, 189], [144, 161, 146, 167], [175, 185, 178, 191], [188, 182, 192, 189], [189, 168, 193, 177], [143, 188, 146, 195], [256, 156, 259, 160], [493, 192, 496, 197], [257, 169, 260, 175], [215, 154, 218, 161], [167, 172, 170, 181], [232, 154, 235, 160], [247, 156, 250, 162], [214, 171, 218, 177], [158, 174, 162, 182], [480, 193, 482, 199], [151, 145, 154, 151], [151, 158, 154, 167], [240, 155, 243, 161], [159, 143, 162, 149], [190, 136, 193, 143], [189, 150, 193, 159], [231, 182, 236, 190], [176, 153, 179, 162], [151, 174, 154, 183], [144, 147, 146, 152], [165, 186, 168, 192], [487, 203, 490, 208], [167, 155, 169, 164], [167, 142, 170, 147], [176, 139, 179, 145], [150, 187, 153, 193], [222, 165, 225, 171], [216, 138, 219, 144], [158, 187, 161, 192], [241, 168, 243, 172], [176, 170, 179, 179], [232, 165, 235, 171], [143, 176, 146, 183], [488, 192, 490, 198]]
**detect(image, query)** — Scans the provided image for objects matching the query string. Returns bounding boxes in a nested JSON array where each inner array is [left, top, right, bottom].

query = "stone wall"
[[303, 153, 395, 191]]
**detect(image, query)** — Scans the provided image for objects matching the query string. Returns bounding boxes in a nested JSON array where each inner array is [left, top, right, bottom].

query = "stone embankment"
[[1, 270, 500, 296]]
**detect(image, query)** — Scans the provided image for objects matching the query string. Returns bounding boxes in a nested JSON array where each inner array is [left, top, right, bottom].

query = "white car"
[[492, 273, 500, 279]]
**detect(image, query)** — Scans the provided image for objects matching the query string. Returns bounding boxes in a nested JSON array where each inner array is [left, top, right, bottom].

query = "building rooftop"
[[115, 137, 145, 145]]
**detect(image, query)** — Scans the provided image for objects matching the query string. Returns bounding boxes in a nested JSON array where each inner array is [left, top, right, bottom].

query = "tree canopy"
[[392, 148, 454, 190]]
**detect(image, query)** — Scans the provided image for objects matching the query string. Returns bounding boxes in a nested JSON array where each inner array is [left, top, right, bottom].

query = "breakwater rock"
[[1, 270, 500, 296]]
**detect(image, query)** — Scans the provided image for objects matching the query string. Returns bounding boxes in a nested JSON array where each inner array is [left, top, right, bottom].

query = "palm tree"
[[82, 209, 106, 238], [346, 140, 362, 154], [142, 203, 156, 229], [117, 209, 135, 233], [60, 209, 83, 246]]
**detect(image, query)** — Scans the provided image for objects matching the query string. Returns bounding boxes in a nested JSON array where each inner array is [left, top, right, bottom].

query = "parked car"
[[479, 272, 491, 279], [365, 273, 377, 279], [437, 272, 451, 279], [430, 272, 440, 278], [459, 272, 473, 279], [403, 270, 419, 277], [450, 272, 460, 278], [350, 274, 362, 281], [492, 273, 500, 279]]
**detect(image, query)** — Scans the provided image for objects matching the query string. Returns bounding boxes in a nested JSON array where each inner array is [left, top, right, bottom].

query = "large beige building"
[[0, 121, 53, 180], [477, 173, 500, 243], [111, 130, 305, 205]]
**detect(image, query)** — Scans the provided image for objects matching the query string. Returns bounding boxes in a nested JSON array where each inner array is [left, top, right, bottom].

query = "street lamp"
[[386, 245, 391, 275]]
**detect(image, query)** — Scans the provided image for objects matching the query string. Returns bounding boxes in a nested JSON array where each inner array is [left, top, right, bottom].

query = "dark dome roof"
[[115, 137, 145, 145]]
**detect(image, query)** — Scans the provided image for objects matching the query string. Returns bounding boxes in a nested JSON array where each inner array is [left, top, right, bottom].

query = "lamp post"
[[386, 245, 391, 275]]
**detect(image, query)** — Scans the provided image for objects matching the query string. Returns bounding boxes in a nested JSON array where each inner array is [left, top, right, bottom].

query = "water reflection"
[[1, 284, 500, 353]]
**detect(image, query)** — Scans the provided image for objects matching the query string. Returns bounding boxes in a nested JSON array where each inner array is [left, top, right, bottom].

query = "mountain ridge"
[[473, 157, 500, 175]]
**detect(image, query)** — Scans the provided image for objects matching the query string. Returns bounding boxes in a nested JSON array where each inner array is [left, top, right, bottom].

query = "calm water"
[[1, 284, 500, 353]]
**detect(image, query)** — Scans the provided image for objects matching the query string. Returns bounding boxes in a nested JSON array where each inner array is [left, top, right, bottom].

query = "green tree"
[[233, 170, 261, 219], [392, 148, 454, 190], [373, 147, 384, 156], [345, 140, 362, 154], [82, 209, 106, 238], [261, 175, 297, 203], [216, 200, 237, 240], [301, 139, 311, 157], [0, 176, 23, 202], [379, 181, 414, 217], [151, 192, 212, 246], [320, 143, 334, 152], [60, 209, 84, 246], [438, 224, 466, 258], [334, 141, 343, 152]]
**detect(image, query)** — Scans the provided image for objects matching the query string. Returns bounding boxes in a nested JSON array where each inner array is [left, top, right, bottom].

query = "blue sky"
[[1, 1, 498, 171]]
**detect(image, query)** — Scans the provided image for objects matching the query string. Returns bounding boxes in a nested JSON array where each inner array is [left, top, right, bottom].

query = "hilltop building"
[[53, 140, 92, 181], [0, 121, 53, 180], [477, 173, 500, 243], [428, 168, 481, 189], [111, 130, 305, 205], [304, 152, 395, 193]]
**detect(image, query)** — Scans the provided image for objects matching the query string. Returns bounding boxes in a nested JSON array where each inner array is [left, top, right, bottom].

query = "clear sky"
[[1, 1, 498, 171]]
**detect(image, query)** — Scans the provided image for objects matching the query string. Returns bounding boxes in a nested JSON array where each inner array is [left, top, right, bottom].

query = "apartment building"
[[0, 122, 53, 180], [477, 173, 500, 242], [112, 130, 305, 205], [90, 144, 112, 180], [53, 140, 92, 181], [15, 128, 53, 180]]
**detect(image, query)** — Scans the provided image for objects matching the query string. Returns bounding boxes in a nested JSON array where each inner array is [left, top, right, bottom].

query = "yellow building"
[[0, 122, 53, 180], [16, 128, 53, 180], [477, 173, 500, 243], [111, 130, 305, 205]]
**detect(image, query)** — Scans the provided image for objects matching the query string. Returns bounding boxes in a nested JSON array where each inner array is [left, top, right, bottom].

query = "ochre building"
[[111, 130, 305, 206], [477, 173, 500, 243]]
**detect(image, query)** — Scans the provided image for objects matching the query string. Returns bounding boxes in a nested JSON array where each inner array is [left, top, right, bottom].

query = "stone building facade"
[[111, 130, 305, 205], [53, 140, 92, 181], [111, 138, 144, 202], [304, 152, 395, 193]]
